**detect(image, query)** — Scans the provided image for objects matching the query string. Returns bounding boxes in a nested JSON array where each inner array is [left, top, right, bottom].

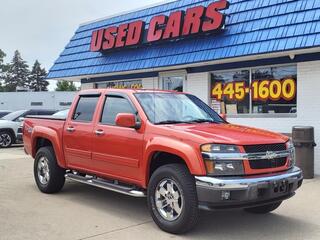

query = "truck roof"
[[79, 89, 185, 95]]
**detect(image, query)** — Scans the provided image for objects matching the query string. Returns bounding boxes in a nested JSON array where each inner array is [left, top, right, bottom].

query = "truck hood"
[[165, 123, 288, 145]]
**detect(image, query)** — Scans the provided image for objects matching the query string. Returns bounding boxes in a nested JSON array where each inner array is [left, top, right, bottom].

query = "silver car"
[[0, 109, 56, 148]]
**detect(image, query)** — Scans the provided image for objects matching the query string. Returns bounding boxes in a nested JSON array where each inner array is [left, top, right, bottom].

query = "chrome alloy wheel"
[[155, 179, 184, 221], [0, 133, 12, 147], [37, 157, 50, 185]]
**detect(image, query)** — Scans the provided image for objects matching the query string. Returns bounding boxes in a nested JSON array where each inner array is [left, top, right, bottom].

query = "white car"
[[0, 110, 12, 118], [0, 109, 56, 148]]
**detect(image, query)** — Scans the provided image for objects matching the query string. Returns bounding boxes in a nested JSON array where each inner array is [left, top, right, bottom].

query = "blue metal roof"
[[47, 0, 320, 79]]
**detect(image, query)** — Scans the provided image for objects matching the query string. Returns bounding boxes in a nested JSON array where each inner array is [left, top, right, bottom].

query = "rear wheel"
[[244, 201, 282, 214], [0, 130, 14, 148], [34, 146, 65, 194], [147, 164, 199, 234]]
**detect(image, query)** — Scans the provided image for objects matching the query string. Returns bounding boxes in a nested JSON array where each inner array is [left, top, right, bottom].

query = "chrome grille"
[[249, 157, 287, 169], [244, 144, 286, 153]]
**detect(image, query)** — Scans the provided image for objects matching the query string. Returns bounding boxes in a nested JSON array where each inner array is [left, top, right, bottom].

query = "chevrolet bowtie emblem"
[[266, 151, 277, 160]]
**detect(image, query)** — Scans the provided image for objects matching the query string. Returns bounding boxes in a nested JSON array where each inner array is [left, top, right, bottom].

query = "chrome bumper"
[[195, 167, 303, 209]]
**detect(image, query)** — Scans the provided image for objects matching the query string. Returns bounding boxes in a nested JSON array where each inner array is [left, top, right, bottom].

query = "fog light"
[[221, 191, 231, 200]]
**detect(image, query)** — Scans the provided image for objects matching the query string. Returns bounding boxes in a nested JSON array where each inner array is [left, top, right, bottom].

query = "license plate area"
[[273, 180, 289, 194]]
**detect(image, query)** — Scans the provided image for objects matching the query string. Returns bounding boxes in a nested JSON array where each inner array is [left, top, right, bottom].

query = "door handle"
[[95, 130, 105, 136], [66, 127, 75, 133]]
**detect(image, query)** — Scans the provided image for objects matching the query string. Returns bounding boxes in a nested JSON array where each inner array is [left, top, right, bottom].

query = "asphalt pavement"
[[1, 147, 320, 240]]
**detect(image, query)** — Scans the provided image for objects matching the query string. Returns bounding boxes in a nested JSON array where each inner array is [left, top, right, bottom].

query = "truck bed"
[[23, 117, 66, 158], [26, 115, 67, 121]]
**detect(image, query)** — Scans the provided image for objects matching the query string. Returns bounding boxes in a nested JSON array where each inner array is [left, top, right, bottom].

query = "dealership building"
[[47, 0, 320, 173]]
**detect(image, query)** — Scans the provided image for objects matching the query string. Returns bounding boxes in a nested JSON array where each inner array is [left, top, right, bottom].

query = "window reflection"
[[211, 70, 250, 115], [162, 76, 184, 92]]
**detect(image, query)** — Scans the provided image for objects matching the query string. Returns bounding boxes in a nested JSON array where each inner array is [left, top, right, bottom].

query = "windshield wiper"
[[155, 120, 188, 125], [187, 119, 216, 123]]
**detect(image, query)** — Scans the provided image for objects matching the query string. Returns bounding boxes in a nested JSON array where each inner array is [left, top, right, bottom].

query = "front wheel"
[[34, 146, 65, 194], [244, 201, 282, 214], [147, 164, 199, 234]]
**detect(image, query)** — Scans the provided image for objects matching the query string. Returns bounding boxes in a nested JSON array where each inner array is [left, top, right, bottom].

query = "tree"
[[0, 81, 4, 92], [0, 49, 5, 84], [56, 80, 77, 91], [29, 60, 49, 91], [4, 50, 30, 92], [0, 49, 5, 68]]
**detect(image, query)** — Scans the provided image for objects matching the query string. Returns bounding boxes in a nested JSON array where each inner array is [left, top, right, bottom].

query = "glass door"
[[162, 76, 184, 92]]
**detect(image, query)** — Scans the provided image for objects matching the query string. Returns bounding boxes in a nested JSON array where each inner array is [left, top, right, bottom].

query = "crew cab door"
[[63, 94, 100, 171], [92, 94, 144, 182]]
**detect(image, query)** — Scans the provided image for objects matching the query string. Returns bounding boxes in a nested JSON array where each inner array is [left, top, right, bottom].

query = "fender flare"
[[142, 136, 206, 187], [31, 126, 66, 168]]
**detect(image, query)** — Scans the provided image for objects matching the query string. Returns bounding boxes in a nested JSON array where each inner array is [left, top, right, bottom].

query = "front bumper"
[[195, 166, 303, 210]]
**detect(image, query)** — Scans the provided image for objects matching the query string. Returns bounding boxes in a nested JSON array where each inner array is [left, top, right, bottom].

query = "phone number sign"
[[211, 79, 296, 101]]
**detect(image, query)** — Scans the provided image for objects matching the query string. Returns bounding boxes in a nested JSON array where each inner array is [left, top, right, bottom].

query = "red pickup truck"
[[23, 89, 303, 234]]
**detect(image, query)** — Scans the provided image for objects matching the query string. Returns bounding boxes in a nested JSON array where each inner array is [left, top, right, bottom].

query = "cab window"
[[72, 96, 99, 122], [101, 96, 135, 125]]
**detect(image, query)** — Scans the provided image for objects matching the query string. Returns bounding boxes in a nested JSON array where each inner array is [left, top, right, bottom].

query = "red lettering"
[[115, 23, 128, 48], [182, 6, 205, 36], [102, 27, 117, 50], [90, 1, 230, 52], [202, 0, 229, 32], [126, 21, 144, 46], [163, 11, 183, 39], [90, 29, 104, 52], [147, 15, 167, 42]]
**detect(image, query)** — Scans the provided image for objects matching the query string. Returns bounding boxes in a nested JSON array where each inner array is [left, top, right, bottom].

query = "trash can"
[[292, 126, 316, 179]]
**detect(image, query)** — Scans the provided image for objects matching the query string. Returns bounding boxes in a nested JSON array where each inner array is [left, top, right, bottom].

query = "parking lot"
[[0, 147, 320, 240]]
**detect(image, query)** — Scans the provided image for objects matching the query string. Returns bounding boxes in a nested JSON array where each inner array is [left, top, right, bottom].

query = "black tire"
[[147, 164, 199, 234], [34, 146, 65, 194], [0, 130, 15, 148], [244, 201, 282, 214]]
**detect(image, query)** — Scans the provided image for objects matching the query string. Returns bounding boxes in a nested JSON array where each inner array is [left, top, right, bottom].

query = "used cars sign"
[[90, 0, 229, 52]]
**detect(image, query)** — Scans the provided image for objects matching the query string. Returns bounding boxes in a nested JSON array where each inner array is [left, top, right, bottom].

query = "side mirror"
[[115, 113, 139, 129], [18, 117, 25, 122], [219, 113, 227, 121]]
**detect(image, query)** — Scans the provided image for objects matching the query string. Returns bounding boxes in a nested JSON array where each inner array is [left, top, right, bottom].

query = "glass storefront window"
[[162, 76, 184, 92], [211, 65, 297, 116], [251, 65, 297, 114], [211, 70, 250, 114], [95, 80, 142, 89]]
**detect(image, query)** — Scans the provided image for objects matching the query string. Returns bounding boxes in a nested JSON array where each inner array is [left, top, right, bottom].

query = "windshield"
[[1, 110, 27, 121], [135, 93, 225, 124]]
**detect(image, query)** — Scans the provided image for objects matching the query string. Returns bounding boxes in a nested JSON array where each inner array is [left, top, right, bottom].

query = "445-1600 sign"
[[212, 79, 296, 101]]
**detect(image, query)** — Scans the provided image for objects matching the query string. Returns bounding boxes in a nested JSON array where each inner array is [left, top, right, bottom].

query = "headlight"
[[201, 144, 244, 176], [201, 144, 240, 153], [286, 139, 294, 149], [286, 139, 296, 168]]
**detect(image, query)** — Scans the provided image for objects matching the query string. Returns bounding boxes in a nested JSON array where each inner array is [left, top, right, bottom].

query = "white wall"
[[187, 72, 210, 103], [142, 77, 159, 89], [227, 61, 320, 174], [0, 92, 77, 111]]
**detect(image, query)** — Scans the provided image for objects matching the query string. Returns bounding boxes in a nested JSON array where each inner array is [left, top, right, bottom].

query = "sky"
[[0, 0, 173, 90]]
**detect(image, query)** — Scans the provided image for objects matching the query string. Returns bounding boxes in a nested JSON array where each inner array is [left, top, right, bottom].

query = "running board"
[[65, 173, 146, 198]]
